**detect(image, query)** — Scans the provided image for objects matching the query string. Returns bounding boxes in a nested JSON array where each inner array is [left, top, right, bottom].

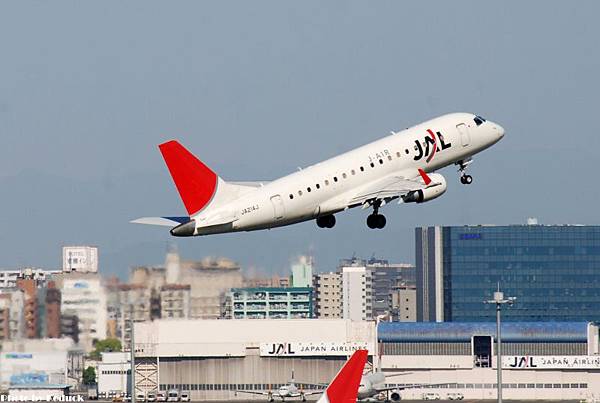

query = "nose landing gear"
[[460, 174, 473, 184], [457, 158, 473, 185]]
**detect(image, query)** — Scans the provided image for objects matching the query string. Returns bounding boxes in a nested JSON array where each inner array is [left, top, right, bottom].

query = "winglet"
[[418, 168, 432, 185], [317, 349, 368, 403]]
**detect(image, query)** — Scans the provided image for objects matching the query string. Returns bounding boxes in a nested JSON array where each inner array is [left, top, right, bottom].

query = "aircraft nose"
[[490, 122, 505, 140], [494, 123, 504, 139]]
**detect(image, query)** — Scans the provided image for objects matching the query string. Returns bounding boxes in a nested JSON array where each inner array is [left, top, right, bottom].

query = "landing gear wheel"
[[367, 214, 386, 229], [367, 214, 378, 229], [316, 215, 336, 228], [376, 214, 386, 229], [460, 174, 473, 185]]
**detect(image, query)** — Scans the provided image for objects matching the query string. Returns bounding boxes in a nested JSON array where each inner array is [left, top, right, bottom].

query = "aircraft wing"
[[374, 383, 456, 392], [234, 390, 275, 397], [300, 391, 326, 396], [346, 169, 440, 207], [228, 181, 270, 187]]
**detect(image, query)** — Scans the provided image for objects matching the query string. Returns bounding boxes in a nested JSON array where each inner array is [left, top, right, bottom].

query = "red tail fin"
[[323, 350, 368, 403], [159, 140, 218, 216]]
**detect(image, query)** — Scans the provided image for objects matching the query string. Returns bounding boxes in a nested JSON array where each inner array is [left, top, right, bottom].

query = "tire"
[[367, 214, 378, 229]]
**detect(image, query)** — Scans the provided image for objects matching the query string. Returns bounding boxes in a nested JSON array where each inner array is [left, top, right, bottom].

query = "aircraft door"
[[456, 123, 470, 147], [270, 195, 285, 220]]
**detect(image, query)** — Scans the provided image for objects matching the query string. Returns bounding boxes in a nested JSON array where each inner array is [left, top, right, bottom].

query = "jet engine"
[[390, 391, 401, 401], [402, 173, 447, 203]]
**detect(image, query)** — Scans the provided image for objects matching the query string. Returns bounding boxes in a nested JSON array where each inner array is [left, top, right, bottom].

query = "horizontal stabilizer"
[[131, 216, 190, 227]]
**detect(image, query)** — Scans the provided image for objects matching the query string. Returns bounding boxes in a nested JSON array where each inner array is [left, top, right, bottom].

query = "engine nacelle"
[[390, 392, 401, 401], [402, 173, 447, 203]]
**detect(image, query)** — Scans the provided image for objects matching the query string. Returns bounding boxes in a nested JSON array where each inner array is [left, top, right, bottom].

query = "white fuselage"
[[192, 113, 504, 235]]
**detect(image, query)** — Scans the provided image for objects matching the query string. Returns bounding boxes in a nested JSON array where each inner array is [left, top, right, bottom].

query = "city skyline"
[[2, 1, 600, 277]]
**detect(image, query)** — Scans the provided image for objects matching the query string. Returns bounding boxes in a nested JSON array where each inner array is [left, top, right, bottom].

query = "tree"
[[90, 338, 122, 360], [83, 366, 96, 385]]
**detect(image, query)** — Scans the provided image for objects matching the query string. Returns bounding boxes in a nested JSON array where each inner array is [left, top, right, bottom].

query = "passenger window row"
[[288, 149, 405, 200]]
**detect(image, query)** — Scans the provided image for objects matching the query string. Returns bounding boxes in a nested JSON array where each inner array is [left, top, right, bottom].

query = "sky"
[[1, 1, 599, 278]]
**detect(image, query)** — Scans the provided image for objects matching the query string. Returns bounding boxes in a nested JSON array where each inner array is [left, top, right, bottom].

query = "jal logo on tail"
[[413, 129, 451, 162]]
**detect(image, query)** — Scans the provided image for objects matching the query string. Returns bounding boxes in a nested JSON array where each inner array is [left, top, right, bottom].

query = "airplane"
[[357, 370, 457, 402], [133, 113, 504, 235], [236, 350, 368, 403], [358, 371, 409, 401], [235, 370, 322, 402]]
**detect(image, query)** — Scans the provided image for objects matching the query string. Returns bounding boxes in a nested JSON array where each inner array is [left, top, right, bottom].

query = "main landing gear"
[[367, 200, 386, 229], [457, 159, 473, 185], [367, 213, 386, 229], [316, 214, 336, 228]]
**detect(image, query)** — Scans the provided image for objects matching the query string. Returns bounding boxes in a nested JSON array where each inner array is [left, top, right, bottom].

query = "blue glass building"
[[416, 225, 600, 322]]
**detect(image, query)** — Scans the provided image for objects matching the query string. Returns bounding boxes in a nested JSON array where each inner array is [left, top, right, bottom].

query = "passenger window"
[[289, 194, 294, 199], [396, 151, 401, 157], [298, 190, 303, 196], [325, 180, 329, 186], [316, 184, 320, 189], [333, 176, 338, 182], [307, 187, 311, 192], [360, 166, 364, 172], [370, 162, 375, 168], [351, 169, 355, 175], [342, 173, 347, 179], [379, 159, 383, 164]]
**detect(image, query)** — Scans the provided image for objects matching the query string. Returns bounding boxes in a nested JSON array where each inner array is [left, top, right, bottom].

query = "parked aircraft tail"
[[317, 349, 368, 403]]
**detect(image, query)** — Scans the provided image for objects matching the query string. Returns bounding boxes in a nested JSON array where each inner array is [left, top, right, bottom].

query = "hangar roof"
[[378, 322, 591, 343]]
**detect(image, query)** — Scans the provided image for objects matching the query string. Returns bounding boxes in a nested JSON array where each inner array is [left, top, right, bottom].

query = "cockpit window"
[[473, 115, 486, 126]]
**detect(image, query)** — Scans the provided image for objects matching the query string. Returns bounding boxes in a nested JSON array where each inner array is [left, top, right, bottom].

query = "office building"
[[228, 287, 313, 319], [313, 272, 342, 318], [131, 254, 243, 320], [393, 286, 417, 322], [160, 284, 191, 319], [341, 264, 371, 321], [291, 255, 314, 287], [416, 225, 600, 322], [0, 268, 61, 289], [60, 276, 107, 351], [0, 295, 10, 340], [368, 258, 415, 319]]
